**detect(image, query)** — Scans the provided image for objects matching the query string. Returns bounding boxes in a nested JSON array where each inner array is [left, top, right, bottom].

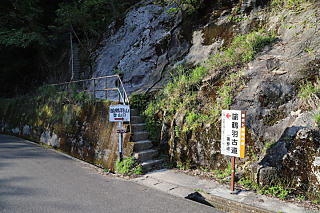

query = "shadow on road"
[[0, 176, 40, 211], [0, 135, 72, 161], [0, 135, 84, 212]]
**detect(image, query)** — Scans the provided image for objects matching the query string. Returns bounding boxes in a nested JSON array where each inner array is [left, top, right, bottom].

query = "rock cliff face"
[[94, 0, 189, 98], [94, 0, 320, 196], [94, 0, 243, 97]]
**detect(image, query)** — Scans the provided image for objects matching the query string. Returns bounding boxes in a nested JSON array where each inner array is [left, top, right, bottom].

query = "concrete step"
[[131, 131, 149, 141], [133, 140, 153, 152], [134, 149, 158, 161], [131, 116, 144, 123], [130, 109, 140, 116], [141, 159, 164, 171], [132, 123, 146, 132]]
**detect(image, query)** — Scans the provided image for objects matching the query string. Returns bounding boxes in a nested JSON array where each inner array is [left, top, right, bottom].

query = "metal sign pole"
[[231, 156, 235, 193], [109, 104, 130, 162], [119, 121, 123, 161]]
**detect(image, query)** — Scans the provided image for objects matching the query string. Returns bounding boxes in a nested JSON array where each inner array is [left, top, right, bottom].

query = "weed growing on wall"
[[143, 64, 209, 142], [209, 30, 276, 70], [139, 29, 276, 170], [158, 0, 205, 15], [314, 108, 320, 127], [271, 0, 312, 13], [298, 79, 320, 115], [298, 80, 319, 101], [0, 83, 95, 137]]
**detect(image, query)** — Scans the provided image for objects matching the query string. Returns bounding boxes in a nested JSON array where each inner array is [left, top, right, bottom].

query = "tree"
[[0, 0, 139, 97], [0, 0, 62, 49], [55, 0, 140, 76], [0, 0, 63, 97]]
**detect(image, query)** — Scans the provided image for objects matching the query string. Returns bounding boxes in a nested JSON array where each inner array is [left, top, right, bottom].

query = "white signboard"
[[221, 110, 246, 158], [109, 105, 130, 122]]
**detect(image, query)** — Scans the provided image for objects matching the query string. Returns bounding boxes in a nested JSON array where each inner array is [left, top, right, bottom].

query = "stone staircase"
[[130, 109, 163, 171], [72, 43, 80, 80]]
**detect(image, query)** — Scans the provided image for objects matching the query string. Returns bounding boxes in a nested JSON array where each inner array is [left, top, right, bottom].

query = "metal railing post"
[[118, 77, 120, 103], [105, 78, 107, 100], [51, 74, 129, 105]]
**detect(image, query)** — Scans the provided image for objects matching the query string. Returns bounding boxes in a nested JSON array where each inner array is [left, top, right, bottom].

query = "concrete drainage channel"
[[185, 192, 215, 208], [185, 192, 272, 213], [133, 169, 300, 213]]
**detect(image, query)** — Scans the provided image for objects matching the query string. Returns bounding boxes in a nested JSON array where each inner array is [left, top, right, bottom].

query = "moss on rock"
[[0, 91, 132, 171]]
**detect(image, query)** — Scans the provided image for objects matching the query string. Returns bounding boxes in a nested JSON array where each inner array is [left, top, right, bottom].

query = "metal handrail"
[[51, 74, 132, 136], [51, 75, 130, 105]]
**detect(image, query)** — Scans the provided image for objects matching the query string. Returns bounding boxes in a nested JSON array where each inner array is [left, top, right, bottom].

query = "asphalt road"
[[0, 135, 220, 213]]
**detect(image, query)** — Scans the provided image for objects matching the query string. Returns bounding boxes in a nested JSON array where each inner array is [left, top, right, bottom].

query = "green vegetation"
[[130, 93, 162, 144], [35, 84, 94, 106], [130, 93, 152, 114], [144, 64, 209, 141], [212, 165, 232, 181], [0, 0, 53, 49], [0, 0, 139, 97], [271, 0, 312, 13], [262, 185, 290, 199], [176, 160, 189, 170], [0, 82, 122, 169], [298, 80, 320, 102], [263, 141, 275, 155], [314, 108, 320, 127], [55, 0, 139, 74], [138, 30, 276, 169], [194, 188, 209, 194], [210, 30, 276, 69], [312, 193, 320, 205], [115, 157, 142, 175], [238, 177, 258, 190], [0, 84, 95, 133], [228, 13, 249, 23], [159, 0, 205, 15], [298, 79, 320, 125], [296, 194, 306, 201], [238, 177, 290, 200], [247, 145, 259, 161], [239, 175, 320, 203], [194, 188, 205, 193]]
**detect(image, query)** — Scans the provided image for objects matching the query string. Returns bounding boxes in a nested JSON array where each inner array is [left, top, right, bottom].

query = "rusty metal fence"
[[52, 74, 130, 105]]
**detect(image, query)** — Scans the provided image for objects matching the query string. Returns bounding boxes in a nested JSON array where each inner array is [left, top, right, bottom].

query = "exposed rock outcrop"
[[93, 0, 320, 194], [94, 1, 189, 98]]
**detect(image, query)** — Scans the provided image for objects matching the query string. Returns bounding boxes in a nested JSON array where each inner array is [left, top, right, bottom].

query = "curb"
[[198, 192, 273, 213], [133, 172, 274, 213]]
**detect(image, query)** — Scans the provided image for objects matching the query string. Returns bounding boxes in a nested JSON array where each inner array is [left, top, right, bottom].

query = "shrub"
[[115, 157, 142, 175], [129, 93, 151, 113]]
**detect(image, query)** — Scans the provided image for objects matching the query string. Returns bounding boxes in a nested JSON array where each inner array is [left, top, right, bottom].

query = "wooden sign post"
[[221, 110, 246, 193]]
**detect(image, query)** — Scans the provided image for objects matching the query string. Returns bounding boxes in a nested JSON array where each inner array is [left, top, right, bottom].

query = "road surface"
[[0, 134, 220, 213]]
